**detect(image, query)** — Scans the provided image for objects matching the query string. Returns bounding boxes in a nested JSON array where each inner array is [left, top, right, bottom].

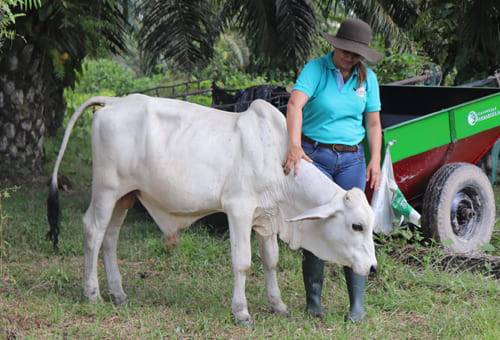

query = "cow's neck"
[[278, 160, 345, 251]]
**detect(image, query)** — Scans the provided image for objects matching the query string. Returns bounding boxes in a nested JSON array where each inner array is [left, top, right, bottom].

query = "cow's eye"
[[352, 223, 364, 232]]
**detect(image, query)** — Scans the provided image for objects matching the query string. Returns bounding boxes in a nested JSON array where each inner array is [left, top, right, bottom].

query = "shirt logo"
[[355, 86, 366, 98]]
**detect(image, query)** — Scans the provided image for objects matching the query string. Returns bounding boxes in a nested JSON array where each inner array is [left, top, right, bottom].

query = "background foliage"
[[0, 0, 41, 49], [374, 48, 432, 84], [2, 0, 498, 175]]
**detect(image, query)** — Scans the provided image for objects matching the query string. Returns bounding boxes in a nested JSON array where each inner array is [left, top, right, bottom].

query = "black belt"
[[302, 134, 359, 153]]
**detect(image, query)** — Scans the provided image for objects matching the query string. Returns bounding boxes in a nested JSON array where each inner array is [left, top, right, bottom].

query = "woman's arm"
[[365, 111, 382, 189], [282, 90, 312, 175]]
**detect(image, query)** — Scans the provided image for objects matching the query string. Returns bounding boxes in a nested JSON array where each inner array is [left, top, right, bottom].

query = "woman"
[[282, 18, 382, 322]]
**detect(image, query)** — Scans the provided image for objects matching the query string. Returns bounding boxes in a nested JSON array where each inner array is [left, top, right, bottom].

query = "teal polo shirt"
[[293, 51, 381, 145]]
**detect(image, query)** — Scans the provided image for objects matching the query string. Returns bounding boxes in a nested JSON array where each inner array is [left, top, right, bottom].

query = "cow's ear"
[[286, 202, 337, 222]]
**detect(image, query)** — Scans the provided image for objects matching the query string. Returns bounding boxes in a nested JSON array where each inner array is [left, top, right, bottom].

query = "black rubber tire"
[[421, 162, 495, 253]]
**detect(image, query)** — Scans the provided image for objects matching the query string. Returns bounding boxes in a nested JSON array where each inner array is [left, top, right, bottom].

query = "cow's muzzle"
[[369, 265, 377, 277]]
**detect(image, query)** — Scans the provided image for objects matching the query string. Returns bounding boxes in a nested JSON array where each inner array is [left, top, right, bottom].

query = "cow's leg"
[[82, 192, 117, 302], [255, 232, 288, 315], [102, 203, 128, 306], [226, 208, 253, 325]]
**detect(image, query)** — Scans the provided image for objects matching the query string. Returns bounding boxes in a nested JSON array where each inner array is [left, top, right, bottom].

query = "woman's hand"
[[282, 144, 312, 176], [283, 90, 310, 176], [366, 159, 381, 190]]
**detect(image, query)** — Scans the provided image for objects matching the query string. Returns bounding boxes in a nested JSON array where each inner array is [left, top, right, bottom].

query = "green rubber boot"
[[302, 249, 325, 317], [344, 266, 367, 322]]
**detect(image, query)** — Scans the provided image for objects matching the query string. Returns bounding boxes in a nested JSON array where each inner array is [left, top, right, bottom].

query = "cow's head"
[[286, 188, 377, 276]]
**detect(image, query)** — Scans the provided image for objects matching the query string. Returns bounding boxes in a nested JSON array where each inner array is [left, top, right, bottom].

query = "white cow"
[[47, 94, 377, 325]]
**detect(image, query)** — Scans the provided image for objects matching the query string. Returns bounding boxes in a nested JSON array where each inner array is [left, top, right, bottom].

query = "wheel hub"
[[450, 188, 480, 239]]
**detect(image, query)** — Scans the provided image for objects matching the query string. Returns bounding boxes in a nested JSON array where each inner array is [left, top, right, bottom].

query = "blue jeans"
[[302, 140, 366, 191]]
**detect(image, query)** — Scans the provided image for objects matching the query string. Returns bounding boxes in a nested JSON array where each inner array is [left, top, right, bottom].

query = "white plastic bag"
[[371, 141, 421, 234]]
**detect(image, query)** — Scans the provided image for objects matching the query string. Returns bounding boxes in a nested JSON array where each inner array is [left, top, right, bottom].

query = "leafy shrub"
[[206, 33, 250, 76], [200, 33, 295, 89], [375, 50, 432, 84], [73, 58, 166, 95], [73, 58, 135, 94]]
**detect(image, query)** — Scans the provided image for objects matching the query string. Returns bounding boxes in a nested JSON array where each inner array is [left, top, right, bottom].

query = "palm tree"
[[0, 0, 128, 177], [222, 0, 316, 73], [139, 0, 220, 74], [140, 0, 316, 74], [140, 0, 498, 83]]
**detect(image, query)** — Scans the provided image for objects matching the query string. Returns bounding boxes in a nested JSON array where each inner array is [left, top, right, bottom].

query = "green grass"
[[0, 179, 499, 338]]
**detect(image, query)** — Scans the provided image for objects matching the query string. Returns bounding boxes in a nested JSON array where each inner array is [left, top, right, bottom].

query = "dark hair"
[[357, 61, 366, 87]]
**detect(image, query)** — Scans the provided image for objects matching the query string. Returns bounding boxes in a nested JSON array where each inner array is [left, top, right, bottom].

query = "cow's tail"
[[47, 96, 118, 250]]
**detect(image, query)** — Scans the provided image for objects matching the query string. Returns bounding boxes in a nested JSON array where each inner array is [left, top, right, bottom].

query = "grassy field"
[[1, 174, 499, 338]]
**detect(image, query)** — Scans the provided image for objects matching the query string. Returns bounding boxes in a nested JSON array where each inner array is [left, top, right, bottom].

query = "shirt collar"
[[325, 51, 358, 76]]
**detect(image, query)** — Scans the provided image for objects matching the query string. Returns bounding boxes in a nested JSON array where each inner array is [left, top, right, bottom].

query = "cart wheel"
[[422, 162, 495, 253]]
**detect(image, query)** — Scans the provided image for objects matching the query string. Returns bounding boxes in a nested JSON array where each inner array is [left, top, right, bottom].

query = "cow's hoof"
[[111, 293, 129, 306], [306, 305, 325, 318], [345, 309, 365, 322], [270, 302, 289, 316], [234, 312, 253, 327], [88, 296, 103, 304], [84, 288, 102, 303], [234, 316, 253, 327]]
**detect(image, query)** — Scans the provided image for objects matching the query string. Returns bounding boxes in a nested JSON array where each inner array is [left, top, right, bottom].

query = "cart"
[[379, 85, 499, 253], [206, 82, 500, 253]]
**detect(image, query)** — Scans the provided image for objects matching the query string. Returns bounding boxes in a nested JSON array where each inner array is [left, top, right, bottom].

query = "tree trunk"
[[0, 38, 65, 178]]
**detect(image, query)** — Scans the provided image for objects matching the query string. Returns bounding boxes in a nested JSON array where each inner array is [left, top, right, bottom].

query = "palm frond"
[[222, 0, 315, 70], [50, 0, 129, 56], [340, 0, 417, 51], [318, 0, 336, 18], [375, 0, 421, 27], [222, 0, 276, 56], [140, 0, 219, 73], [446, 0, 499, 82], [275, 0, 316, 64], [221, 33, 249, 68]]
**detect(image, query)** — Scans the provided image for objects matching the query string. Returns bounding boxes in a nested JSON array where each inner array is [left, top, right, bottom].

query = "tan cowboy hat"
[[322, 18, 382, 63]]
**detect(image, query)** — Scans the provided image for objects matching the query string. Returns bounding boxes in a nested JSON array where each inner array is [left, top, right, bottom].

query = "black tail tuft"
[[47, 184, 60, 250]]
